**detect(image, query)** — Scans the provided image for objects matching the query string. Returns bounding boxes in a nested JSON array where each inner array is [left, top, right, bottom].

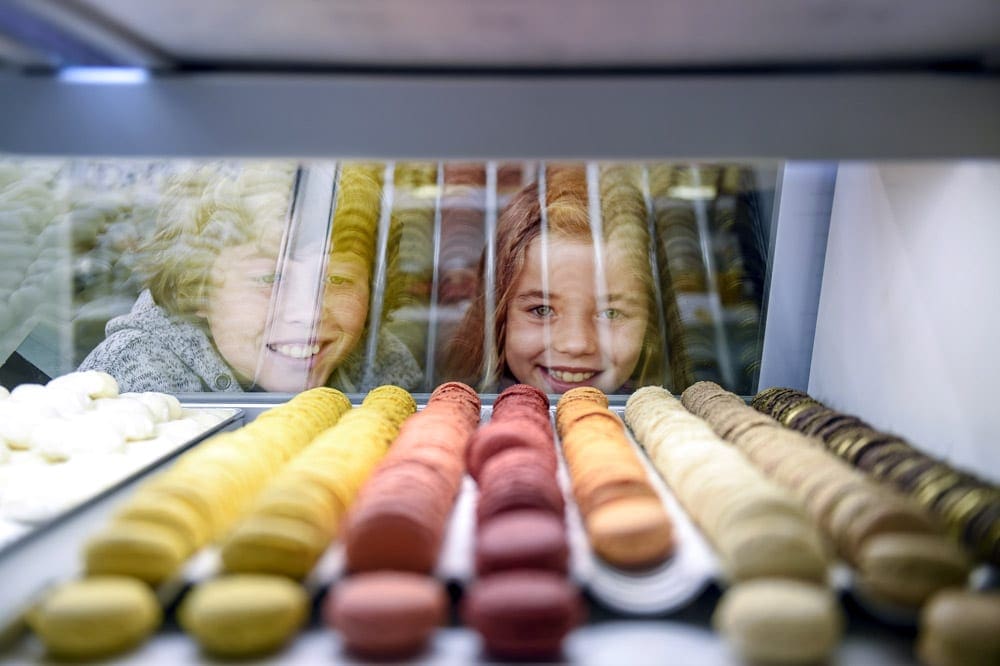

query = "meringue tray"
[[0, 407, 243, 555]]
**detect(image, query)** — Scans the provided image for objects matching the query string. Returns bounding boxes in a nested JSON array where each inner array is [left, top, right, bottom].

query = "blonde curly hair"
[[138, 161, 296, 319]]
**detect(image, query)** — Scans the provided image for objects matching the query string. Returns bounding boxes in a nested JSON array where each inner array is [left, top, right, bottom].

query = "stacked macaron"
[[28, 388, 351, 660], [684, 382, 972, 609], [180, 386, 416, 658], [391, 162, 437, 283], [647, 165, 699, 389], [27, 576, 162, 661], [625, 386, 830, 584], [178, 574, 310, 658], [383, 162, 437, 365], [712, 578, 844, 664], [556, 387, 675, 569], [917, 589, 1000, 666], [626, 385, 843, 664], [462, 384, 583, 660], [328, 382, 479, 658], [753, 387, 1000, 565], [328, 164, 383, 265], [495, 162, 524, 207], [85, 387, 352, 584], [220, 385, 416, 579], [438, 163, 485, 306], [342, 381, 479, 573]]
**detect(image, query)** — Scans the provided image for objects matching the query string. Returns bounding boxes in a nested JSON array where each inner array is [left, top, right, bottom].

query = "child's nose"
[[551, 316, 598, 356], [276, 268, 322, 324]]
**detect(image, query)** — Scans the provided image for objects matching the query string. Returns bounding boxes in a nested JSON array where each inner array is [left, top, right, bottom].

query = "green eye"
[[326, 274, 352, 286], [599, 308, 622, 320], [255, 273, 280, 285], [531, 305, 554, 317]]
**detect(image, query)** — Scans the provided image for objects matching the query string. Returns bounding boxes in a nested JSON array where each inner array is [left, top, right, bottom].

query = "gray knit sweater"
[[79, 290, 424, 393]]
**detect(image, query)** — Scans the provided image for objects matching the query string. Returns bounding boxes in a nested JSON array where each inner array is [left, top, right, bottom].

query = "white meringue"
[[47, 370, 119, 400], [34, 413, 126, 462]]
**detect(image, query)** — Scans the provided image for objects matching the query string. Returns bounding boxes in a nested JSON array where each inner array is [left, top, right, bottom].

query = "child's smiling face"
[[504, 237, 649, 394], [202, 245, 370, 392]]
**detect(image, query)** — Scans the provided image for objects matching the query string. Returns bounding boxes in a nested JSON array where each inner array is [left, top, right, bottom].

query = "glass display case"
[[1, 2, 999, 664], [0, 158, 776, 397]]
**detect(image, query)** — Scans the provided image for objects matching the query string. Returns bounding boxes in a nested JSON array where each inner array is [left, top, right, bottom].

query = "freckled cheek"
[[607, 321, 647, 375], [208, 291, 268, 344], [505, 317, 548, 365]]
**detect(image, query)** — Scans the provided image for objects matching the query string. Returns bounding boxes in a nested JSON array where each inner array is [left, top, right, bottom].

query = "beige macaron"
[[918, 589, 1000, 666], [854, 533, 972, 608], [713, 578, 844, 664]]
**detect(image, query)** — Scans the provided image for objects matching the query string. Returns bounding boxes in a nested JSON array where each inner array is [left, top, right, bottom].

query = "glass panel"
[[0, 157, 775, 396]]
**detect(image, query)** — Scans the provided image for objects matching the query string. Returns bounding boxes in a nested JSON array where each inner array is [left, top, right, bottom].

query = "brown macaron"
[[326, 572, 447, 658]]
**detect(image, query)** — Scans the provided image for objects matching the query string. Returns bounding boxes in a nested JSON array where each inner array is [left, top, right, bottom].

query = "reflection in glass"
[[446, 165, 664, 394], [1, 157, 771, 396], [382, 162, 437, 387], [74, 162, 422, 393]]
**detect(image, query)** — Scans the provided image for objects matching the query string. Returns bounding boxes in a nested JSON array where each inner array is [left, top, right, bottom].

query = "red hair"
[[444, 166, 663, 391]]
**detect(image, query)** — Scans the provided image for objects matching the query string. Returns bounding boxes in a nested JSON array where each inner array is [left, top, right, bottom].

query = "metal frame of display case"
[[1, 71, 998, 159], [1, 14, 999, 657], [1, 70, 997, 393]]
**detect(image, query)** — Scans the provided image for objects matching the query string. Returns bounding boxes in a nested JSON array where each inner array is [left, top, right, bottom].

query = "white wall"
[[759, 162, 836, 392], [810, 161, 1000, 481]]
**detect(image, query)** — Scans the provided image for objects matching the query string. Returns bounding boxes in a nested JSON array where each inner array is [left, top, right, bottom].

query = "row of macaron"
[[644, 381, 997, 665], [25, 384, 582, 660], [23, 380, 1000, 664]]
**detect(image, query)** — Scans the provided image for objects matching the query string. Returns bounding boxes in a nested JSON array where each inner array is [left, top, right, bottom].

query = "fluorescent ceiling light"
[[58, 67, 149, 84]]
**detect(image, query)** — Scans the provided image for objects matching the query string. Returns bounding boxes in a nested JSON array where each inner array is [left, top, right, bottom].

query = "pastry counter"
[[0, 380, 996, 665]]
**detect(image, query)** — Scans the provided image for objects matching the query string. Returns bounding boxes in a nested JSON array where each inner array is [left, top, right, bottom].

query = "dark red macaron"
[[478, 446, 559, 487], [462, 570, 584, 659], [489, 404, 554, 438], [475, 510, 569, 576], [466, 420, 556, 482], [477, 465, 565, 524], [492, 384, 550, 419]]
